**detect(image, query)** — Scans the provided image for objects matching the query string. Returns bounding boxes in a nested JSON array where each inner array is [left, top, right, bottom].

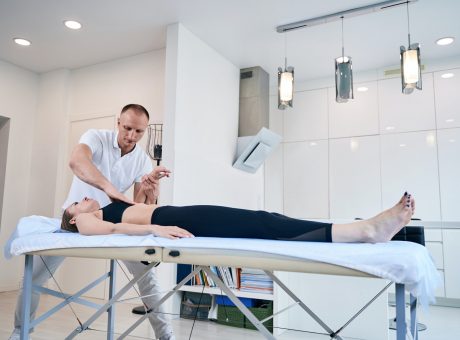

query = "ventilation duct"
[[233, 67, 281, 173]]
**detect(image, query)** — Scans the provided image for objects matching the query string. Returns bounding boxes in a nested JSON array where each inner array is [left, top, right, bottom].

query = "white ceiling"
[[1, 0, 459, 84]]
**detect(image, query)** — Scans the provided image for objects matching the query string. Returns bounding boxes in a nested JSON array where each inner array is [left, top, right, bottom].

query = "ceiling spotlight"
[[14, 38, 31, 46], [357, 86, 368, 92], [436, 37, 454, 46], [64, 20, 82, 30], [441, 73, 454, 79]]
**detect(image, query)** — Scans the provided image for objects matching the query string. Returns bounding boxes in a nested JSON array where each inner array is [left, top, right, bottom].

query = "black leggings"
[[151, 205, 332, 242]]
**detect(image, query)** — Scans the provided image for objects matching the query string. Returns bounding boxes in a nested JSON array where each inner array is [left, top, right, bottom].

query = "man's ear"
[[70, 217, 77, 225]]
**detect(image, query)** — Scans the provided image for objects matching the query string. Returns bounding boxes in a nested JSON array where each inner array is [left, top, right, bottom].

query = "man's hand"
[[105, 186, 135, 204], [151, 224, 194, 239]]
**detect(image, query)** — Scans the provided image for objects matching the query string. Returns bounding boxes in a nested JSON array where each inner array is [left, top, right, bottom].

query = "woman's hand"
[[151, 225, 194, 239]]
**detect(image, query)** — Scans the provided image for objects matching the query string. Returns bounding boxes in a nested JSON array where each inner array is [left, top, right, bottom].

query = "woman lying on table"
[[61, 192, 415, 243]]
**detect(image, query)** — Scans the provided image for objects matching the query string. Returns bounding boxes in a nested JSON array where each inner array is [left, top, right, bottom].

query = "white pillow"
[[4, 215, 60, 259]]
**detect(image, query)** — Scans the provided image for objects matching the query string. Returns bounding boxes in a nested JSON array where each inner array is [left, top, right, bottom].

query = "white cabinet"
[[328, 82, 379, 138], [437, 128, 460, 221], [378, 74, 436, 134], [434, 68, 460, 129], [380, 130, 441, 220], [283, 140, 329, 219], [283, 89, 328, 142], [443, 229, 460, 299], [329, 135, 382, 219]]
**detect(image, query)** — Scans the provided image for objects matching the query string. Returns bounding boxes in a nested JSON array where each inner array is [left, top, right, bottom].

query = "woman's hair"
[[61, 209, 79, 233]]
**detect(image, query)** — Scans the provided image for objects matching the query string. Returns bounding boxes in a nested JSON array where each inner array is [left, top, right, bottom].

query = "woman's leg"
[[153, 193, 414, 243], [332, 193, 415, 243], [152, 205, 333, 242]]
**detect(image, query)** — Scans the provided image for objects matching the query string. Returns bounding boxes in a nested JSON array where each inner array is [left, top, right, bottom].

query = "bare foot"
[[366, 193, 415, 243]]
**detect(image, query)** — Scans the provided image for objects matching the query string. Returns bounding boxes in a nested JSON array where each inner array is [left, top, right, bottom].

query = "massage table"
[[5, 216, 440, 340]]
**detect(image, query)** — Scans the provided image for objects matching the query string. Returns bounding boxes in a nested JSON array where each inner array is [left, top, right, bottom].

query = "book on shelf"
[[176, 265, 272, 295], [239, 268, 273, 294]]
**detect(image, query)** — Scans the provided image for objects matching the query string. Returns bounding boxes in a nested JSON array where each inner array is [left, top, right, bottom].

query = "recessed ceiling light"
[[14, 38, 31, 46], [436, 37, 454, 46], [449, 139, 456, 143], [385, 126, 395, 131], [309, 142, 317, 146], [64, 20, 82, 30], [357, 86, 368, 92], [441, 73, 454, 79], [399, 143, 407, 147], [445, 118, 455, 123]]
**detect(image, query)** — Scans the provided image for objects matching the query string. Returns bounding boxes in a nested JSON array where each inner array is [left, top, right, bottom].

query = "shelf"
[[179, 285, 273, 301]]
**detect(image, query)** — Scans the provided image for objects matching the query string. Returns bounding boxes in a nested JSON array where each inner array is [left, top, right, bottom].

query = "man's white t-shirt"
[[62, 129, 153, 209]]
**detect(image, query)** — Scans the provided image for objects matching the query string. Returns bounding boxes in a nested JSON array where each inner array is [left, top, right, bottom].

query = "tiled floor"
[[0, 290, 458, 339]]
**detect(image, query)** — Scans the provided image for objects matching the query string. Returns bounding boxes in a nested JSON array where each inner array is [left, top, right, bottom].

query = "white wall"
[[162, 23, 264, 208], [26, 69, 70, 217], [0, 59, 38, 291]]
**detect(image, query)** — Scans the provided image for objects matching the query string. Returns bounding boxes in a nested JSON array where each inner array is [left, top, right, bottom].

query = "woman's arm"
[[75, 213, 194, 239]]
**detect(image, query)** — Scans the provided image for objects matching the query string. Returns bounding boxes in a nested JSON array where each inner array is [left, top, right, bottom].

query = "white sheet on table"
[[4, 215, 440, 306]]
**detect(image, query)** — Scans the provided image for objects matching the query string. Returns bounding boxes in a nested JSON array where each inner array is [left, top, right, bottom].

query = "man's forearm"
[[70, 156, 112, 192]]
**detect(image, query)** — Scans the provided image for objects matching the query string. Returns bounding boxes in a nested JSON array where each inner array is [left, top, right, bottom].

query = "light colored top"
[[63, 129, 152, 209]]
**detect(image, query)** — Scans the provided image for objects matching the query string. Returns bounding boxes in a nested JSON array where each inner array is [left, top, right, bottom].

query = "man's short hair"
[[121, 104, 150, 120]]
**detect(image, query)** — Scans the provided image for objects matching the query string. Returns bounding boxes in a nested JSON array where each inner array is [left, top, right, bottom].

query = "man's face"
[[117, 109, 149, 152]]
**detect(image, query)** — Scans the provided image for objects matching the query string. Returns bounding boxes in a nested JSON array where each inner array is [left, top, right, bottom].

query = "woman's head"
[[61, 197, 100, 232]]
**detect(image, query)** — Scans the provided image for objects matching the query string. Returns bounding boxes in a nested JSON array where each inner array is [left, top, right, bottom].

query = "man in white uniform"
[[10, 104, 175, 340]]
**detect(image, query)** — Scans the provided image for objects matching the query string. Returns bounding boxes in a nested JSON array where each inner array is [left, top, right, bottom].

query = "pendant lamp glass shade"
[[278, 66, 294, 109], [400, 43, 422, 94], [335, 17, 353, 103], [335, 56, 354, 103]]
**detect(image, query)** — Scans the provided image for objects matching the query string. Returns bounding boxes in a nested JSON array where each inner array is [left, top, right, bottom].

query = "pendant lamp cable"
[[284, 32, 287, 69], [406, 1, 411, 46], [341, 16, 345, 58]]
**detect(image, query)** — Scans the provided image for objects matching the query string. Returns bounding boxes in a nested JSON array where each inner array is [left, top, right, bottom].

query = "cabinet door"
[[443, 229, 460, 299], [434, 68, 460, 129], [437, 128, 460, 221], [284, 140, 329, 219], [378, 74, 436, 134], [283, 89, 328, 142], [329, 135, 381, 219], [380, 130, 441, 220], [328, 82, 379, 138]]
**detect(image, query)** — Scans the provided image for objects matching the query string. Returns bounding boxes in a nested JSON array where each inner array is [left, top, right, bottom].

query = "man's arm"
[[69, 144, 134, 204]]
